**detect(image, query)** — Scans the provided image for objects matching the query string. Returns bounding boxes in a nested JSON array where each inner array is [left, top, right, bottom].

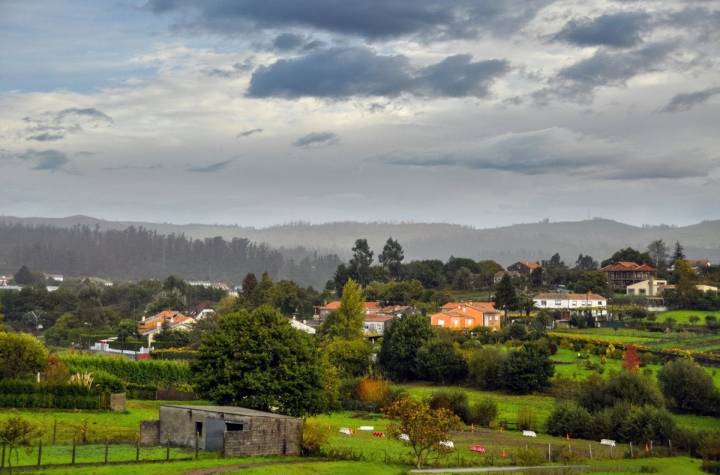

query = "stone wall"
[[223, 418, 302, 457], [110, 393, 126, 412], [139, 420, 160, 446]]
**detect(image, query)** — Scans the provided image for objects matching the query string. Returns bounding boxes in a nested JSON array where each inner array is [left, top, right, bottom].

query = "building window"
[[195, 422, 203, 436], [540, 300, 547, 306], [225, 422, 244, 432], [438, 319, 445, 327], [555, 300, 561, 306]]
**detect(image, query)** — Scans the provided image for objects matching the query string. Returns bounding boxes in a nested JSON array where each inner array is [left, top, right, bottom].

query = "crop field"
[[651, 310, 720, 325], [552, 328, 720, 354]]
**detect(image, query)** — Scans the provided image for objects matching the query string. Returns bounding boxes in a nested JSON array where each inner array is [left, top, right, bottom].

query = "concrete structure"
[[431, 301, 501, 330], [626, 279, 668, 297], [290, 317, 316, 334], [533, 292, 607, 316], [140, 405, 301, 456], [600, 261, 655, 291], [363, 314, 394, 336], [696, 284, 719, 293]]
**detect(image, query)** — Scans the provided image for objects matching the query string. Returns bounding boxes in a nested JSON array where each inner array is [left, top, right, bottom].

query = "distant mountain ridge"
[[2, 215, 719, 265]]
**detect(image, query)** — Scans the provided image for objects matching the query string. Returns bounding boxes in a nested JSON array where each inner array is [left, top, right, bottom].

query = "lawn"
[[551, 327, 720, 354], [588, 456, 704, 475], [652, 310, 720, 325], [0, 400, 209, 443]]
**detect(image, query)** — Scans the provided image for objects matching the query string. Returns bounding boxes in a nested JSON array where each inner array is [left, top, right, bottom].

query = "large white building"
[[533, 292, 607, 316]]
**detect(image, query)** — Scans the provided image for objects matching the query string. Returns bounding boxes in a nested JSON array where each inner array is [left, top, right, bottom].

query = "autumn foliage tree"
[[623, 345, 640, 372], [385, 397, 462, 469]]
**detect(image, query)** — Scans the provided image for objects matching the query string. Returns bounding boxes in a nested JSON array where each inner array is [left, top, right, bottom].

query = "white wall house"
[[533, 292, 607, 316], [626, 279, 668, 297]]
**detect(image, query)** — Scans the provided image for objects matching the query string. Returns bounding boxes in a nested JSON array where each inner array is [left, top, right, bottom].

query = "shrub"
[[356, 377, 391, 409], [658, 358, 720, 416], [61, 353, 190, 386], [0, 332, 48, 380], [301, 421, 330, 456], [500, 342, 554, 394], [517, 406, 535, 431], [468, 346, 507, 390], [428, 390, 470, 423], [513, 446, 545, 466], [469, 398, 498, 427], [0, 380, 102, 409], [618, 405, 676, 443], [578, 372, 664, 412], [416, 339, 468, 384], [92, 370, 126, 393], [547, 401, 594, 439]]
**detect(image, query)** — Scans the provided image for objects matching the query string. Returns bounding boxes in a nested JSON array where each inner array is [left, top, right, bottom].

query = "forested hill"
[[2, 215, 720, 265], [0, 222, 341, 288]]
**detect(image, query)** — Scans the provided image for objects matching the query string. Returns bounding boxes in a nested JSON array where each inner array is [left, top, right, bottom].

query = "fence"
[[0, 439, 195, 472]]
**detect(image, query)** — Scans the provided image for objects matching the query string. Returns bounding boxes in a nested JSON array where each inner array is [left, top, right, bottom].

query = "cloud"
[[237, 128, 263, 138], [552, 12, 650, 48], [14, 149, 70, 171], [186, 159, 233, 172], [148, 0, 551, 40], [247, 47, 509, 99], [203, 59, 254, 78], [379, 127, 715, 180], [541, 42, 674, 101], [23, 107, 113, 142], [293, 131, 338, 148], [661, 87, 720, 112]]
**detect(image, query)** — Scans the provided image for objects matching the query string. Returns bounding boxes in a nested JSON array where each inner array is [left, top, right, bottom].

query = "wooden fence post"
[[1, 443, 5, 469], [629, 442, 633, 458], [52, 421, 57, 445], [37, 440, 43, 467], [104, 438, 109, 464], [71, 438, 76, 465], [194, 432, 199, 460], [547, 443, 551, 462], [135, 440, 140, 462], [166, 439, 171, 461], [588, 443, 592, 460]]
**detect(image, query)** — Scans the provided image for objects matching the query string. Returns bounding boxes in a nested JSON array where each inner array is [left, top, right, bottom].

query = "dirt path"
[[183, 459, 330, 475]]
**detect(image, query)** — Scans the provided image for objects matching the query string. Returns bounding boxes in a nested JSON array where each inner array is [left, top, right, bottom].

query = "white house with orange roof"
[[431, 301, 502, 331], [138, 310, 195, 344]]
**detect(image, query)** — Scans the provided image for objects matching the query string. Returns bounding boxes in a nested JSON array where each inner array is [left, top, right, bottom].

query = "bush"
[[578, 372, 664, 412], [428, 390, 470, 423], [500, 342, 554, 394], [0, 332, 48, 380], [356, 377, 391, 409], [618, 405, 676, 443], [658, 358, 720, 416], [416, 339, 468, 384], [92, 370, 126, 393], [517, 406, 535, 431], [547, 401, 594, 439], [468, 346, 507, 390], [302, 421, 330, 456], [0, 380, 102, 409], [469, 398, 498, 427], [61, 353, 190, 386]]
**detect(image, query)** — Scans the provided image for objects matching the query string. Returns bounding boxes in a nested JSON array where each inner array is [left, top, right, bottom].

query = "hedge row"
[[0, 381, 103, 409], [151, 348, 198, 361], [60, 353, 191, 386]]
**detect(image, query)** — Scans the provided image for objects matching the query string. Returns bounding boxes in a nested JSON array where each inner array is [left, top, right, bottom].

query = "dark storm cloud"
[[237, 128, 263, 138], [540, 42, 674, 101], [293, 131, 338, 148], [379, 128, 714, 180], [148, 0, 552, 40], [552, 12, 650, 48], [187, 159, 233, 173], [15, 149, 70, 171], [662, 87, 720, 112], [23, 107, 113, 142], [246, 47, 509, 99]]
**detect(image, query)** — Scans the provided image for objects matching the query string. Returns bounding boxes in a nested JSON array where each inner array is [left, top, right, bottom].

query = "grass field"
[[3, 443, 200, 467], [652, 310, 720, 325], [551, 327, 720, 354], [588, 456, 704, 475]]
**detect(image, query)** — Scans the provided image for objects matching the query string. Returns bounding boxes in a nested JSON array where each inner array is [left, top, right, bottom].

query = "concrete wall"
[[139, 420, 160, 446], [223, 418, 302, 456]]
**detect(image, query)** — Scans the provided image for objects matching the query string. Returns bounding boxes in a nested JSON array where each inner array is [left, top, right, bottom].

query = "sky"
[[1, 0, 719, 228]]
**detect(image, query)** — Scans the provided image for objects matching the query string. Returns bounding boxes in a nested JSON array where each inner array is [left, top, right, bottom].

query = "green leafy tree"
[[193, 306, 325, 416], [468, 346, 507, 390], [241, 273, 259, 305], [416, 340, 468, 384], [319, 279, 364, 340], [378, 313, 433, 381], [647, 240, 669, 275], [13, 265, 43, 286], [349, 239, 374, 285], [574, 254, 598, 271], [324, 338, 372, 378], [658, 358, 720, 415], [601, 247, 653, 267], [379, 238, 404, 280], [0, 417, 37, 471], [500, 342, 554, 394], [494, 273, 518, 321], [671, 241, 685, 265], [530, 267, 544, 288], [0, 331, 48, 380]]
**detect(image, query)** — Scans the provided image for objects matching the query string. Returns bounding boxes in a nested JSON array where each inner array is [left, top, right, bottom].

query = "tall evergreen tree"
[[349, 238, 374, 285], [494, 274, 518, 318], [319, 279, 365, 340], [379, 238, 405, 280], [378, 312, 433, 381], [671, 241, 685, 265], [647, 240, 669, 273]]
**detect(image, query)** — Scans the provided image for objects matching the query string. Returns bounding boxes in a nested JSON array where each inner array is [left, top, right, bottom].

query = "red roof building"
[[600, 261, 655, 290]]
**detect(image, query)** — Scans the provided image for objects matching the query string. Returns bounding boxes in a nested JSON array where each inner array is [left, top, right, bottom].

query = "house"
[[670, 259, 712, 274], [600, 261, 655, 291], [626, 279, 668, 297], [313, 300, 381, 319], [430, 301, 502, 331], [0, 284, 22, 292], [0, 275, 9, 286], [138, 310, 195, 344], [363, 314, 394, 336], [533, 292, 607, 317], [696, 284, 719, 293], [289, 318, 316, 335], [507, 261, 541, 275], [140, 405, 301, 456], [44, 273, 64, 283]]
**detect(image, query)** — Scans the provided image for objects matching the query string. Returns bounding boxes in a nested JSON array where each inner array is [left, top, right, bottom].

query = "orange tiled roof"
[[319, 300, 381, 311], [600, 261, 655, 272], [138, 310, 193, 334]]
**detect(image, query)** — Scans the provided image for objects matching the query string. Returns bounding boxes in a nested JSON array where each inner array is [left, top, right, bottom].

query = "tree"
[[468, 346, 507, 390], [324, 338, 372, 378], [530, 267, 543, 288], [13, 265, 43, 286], [0, 417, 36, 471], [241, 273, 259, 306], [494, 274, 518, 321], [378, 313, 433, 381], [452, 267, 474, 290], [647, 240, 669, 275], [379, 238, 404, 280], [193, 306, 326, 416], [500, 342, 554, 394], [623, 345, 641, 372], [671, 241, 685, 265], [574, 254, 598, 271], [601, 248, 652, 267], [348, 239, 374, 285], [385, 397, 462, 468], [319, 279, 364, 340], [416, 340, 468, 384], [0, 331, 48, 380], [658, 358, 720, 415]]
